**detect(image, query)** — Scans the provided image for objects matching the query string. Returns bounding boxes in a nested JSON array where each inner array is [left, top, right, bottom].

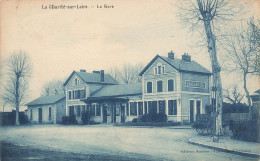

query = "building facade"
[[64, 52, 212, 124], [27, 95, 66, 124]]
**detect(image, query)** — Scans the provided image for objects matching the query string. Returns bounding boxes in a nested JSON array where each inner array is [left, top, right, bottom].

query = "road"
[[0, 125, 257, 161]]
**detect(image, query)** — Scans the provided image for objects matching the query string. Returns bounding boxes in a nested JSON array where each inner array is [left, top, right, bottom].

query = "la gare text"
[[42, 4, 114, 10]]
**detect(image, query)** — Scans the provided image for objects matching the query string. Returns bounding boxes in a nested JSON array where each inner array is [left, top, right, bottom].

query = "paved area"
[[1, 125, 258, 161], [189, 135, 260, 158]]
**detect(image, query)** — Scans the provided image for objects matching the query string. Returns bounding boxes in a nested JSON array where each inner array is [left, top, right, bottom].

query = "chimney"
[[93, 70, 100, 74], [168, 50, 174, 60], [80, 69, 86, 72], [182, 53, 191, 62], [100, 70, 104, 82]]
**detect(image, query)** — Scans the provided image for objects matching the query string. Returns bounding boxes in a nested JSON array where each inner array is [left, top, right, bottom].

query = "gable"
[[142, 57, 178, 76], [67, 72, 85, 86]]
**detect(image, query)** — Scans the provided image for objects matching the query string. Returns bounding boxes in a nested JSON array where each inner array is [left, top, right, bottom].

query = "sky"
[[0, 0, 259, 111]]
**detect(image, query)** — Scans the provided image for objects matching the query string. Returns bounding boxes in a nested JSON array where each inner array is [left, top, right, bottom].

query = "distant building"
[[26, 95, 66, 124], [64, 51, 212, 124]]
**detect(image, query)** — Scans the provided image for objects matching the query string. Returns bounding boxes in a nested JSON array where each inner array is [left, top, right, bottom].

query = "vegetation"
[[61, 115, 78, 125], [140, 113, 167, 123], [1, 51, 32, 125], [81, 111, 90, 125]]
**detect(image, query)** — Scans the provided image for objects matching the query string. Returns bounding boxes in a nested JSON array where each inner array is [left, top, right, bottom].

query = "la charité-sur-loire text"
[[42, 4, 114, 9]]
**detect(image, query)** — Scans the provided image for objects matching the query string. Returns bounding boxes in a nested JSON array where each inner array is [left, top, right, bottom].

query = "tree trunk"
[[243, 72, 251, 107], [203, 18, 223, 135], [15, 76, 20, 126]]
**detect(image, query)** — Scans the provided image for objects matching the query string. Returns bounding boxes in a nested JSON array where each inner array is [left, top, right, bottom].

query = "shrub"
[[61, 115, 77, 125], [232, 119, 259, 142], [19, 112, 29, 124], [132, 118, 138, 123], [140, 113, 167, 122], [81, 112, 90, 125]]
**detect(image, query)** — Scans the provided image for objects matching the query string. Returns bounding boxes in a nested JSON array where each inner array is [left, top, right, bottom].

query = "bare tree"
[[41, 79, 65, 96], [224, 85, 244, 104], [178, 0, 244, 135], [223, 18, 260, 106], [108, 67, 121, 84], [108, 63, 144, 84], [1, 51, 32, 125]]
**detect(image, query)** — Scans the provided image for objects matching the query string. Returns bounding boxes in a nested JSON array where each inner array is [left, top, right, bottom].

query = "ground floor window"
[[158, 100, 165, 114], [148, 101, 157, 114], [76, 105, 81, 117], [138, 102, 143, 115], [168, 100, 177, 115], [69, 106, 74, 116], [130, 102, 137, 116], [144, 102, 148, 114]]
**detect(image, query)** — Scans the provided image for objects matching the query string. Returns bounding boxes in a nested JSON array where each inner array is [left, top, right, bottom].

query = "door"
[[38, 108, 42, 123], [190, 100, 194, 123], [121, 105, 125, 123], [103, 106, 107, 123]]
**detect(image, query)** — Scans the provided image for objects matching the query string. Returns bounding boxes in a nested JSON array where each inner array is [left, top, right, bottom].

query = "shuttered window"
[[147, 82, 152, 93], [157, 81, 163, 92], [168, 79, 174, 91], [168, 100, 177, 115]]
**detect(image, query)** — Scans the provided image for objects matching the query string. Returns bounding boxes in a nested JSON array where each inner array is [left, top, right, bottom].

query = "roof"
[[64, 71, 118, 86], [90, 82, 142, 98], [139, 55, 211, 76], [26, 94, 65, 106]]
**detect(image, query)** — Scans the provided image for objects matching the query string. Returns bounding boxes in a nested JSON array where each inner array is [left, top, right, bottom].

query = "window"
[[80, 90, 85, 99], [30, 109, 32, 120], [144, 102, 148, 114], [49, 107, 51, 120], [73, 91, 75, 99], [196, 100, 201, 114], [96, 104, 101, 116], [130, 102, 137, 116], [157, 80, 163, 92], [69, 91, 72, 100], [158, 66, 161, 74], [158, 100, 165, 114], [168, 79, 174, 91], [168, 100, 177, 115], [138, 102, 143, 116], [162, 66, 165, 74], [69, 106, 74, 116], [75, 78, 78, 85], [154, 67, 157, 75], [147, 82, 152, 93], [76, 105, 81, 117], [148, 101, 157, 114], [81, 105, 86, 113]]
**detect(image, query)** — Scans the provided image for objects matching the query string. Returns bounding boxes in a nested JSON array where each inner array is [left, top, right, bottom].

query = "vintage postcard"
[[0, 0, 259, 160]]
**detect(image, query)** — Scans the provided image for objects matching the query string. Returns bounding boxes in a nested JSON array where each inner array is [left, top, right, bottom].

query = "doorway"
[[121, 105, 125, 123], [103, 106, 107, 123], [190, 100, 194, 123], [38, 108, 42, 123]]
